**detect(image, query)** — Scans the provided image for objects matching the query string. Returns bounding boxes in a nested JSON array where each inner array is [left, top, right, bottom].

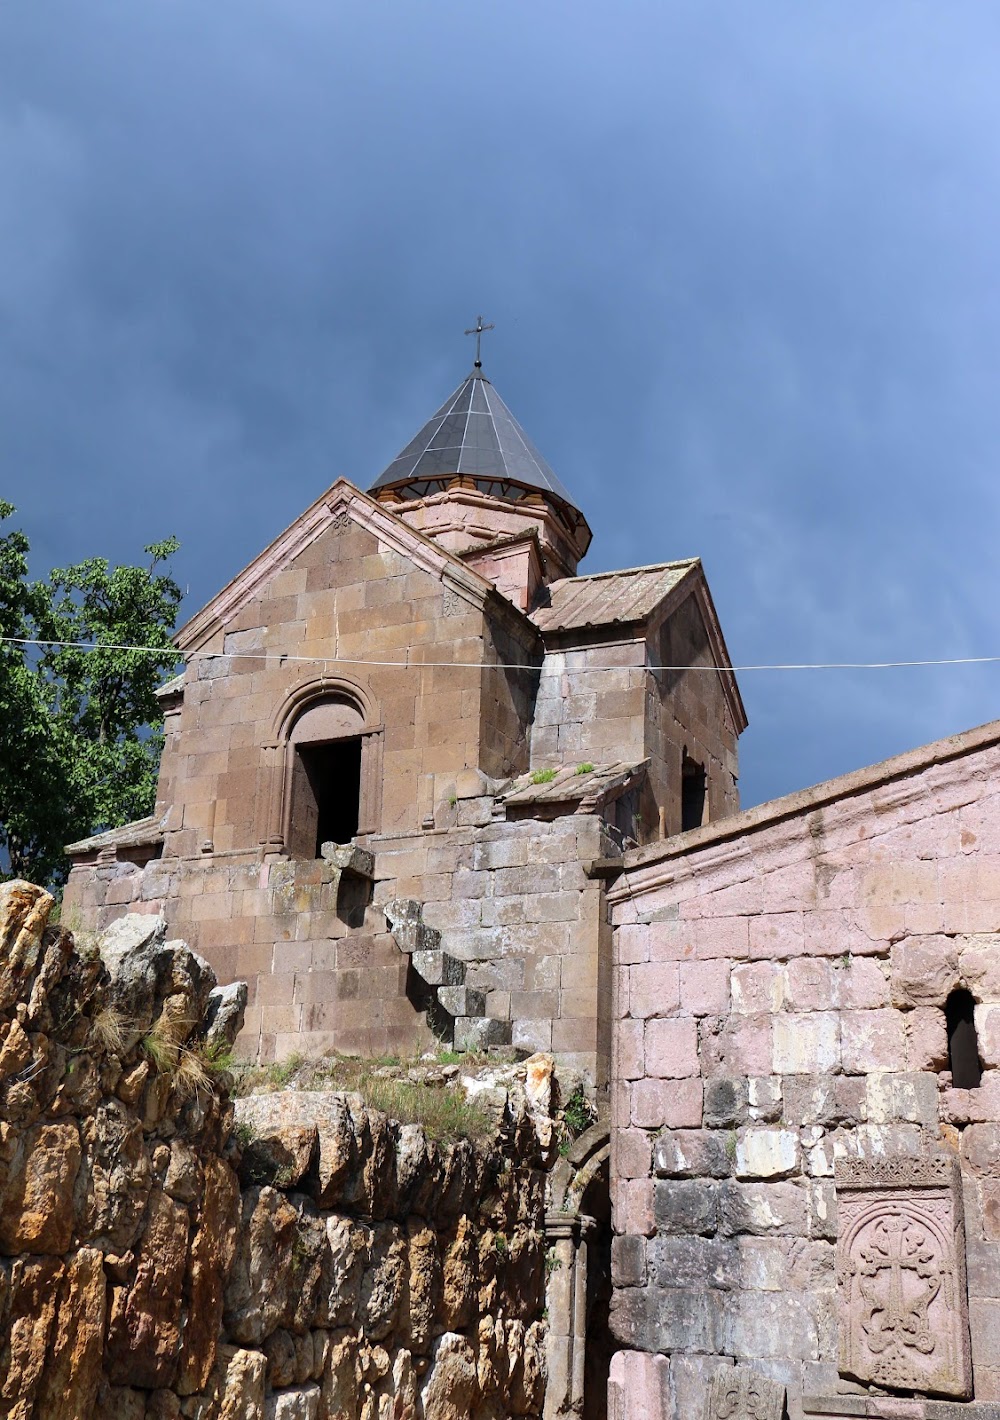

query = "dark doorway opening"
[[946, 988, 981, 1089], [681, 754, 707, 832], [295, 738, 362, 857]]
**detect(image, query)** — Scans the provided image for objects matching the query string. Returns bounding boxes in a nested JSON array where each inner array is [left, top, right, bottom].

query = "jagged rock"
[[264, 1383, 321, 1420], [0, 1120, 81, 1253], [239, 1123, 317, 1190], [419, 1332, 479, 1420], [205, 982, 248, 1053], [0, 880, 56, 1011], [105, 1186, 190, 1388], [0, 882, 551, 1419]]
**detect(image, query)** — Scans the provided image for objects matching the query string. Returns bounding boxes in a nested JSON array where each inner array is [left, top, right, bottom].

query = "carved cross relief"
[[703, 1365, 786, 1420], [835, 1154, 972, 1399]]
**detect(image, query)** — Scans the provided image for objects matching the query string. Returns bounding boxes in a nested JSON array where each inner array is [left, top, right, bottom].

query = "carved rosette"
[[835, 1154, 972, 1399], [703, 1365, 786, 1420]]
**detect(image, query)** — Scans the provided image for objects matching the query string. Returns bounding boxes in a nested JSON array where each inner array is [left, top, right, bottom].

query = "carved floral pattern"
[[704, 1365, 786, 1420]]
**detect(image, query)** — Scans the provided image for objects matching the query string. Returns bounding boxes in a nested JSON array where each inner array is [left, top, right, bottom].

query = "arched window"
[[945, 988, 981, 1089], [276, 687, 382, 858]]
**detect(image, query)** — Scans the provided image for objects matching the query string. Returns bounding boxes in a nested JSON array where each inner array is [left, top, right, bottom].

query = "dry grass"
[[173, 1046, 215, 1102], [89, 1005, 128, 1056], [356, 1074, 492, 1143], [233, 1051, 499, 1143]]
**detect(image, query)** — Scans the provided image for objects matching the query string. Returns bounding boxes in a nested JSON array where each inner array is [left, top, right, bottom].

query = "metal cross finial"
[[464, 314, 495, 369]]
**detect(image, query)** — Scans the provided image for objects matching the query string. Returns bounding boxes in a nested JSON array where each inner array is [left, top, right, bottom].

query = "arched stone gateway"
[[545, 1124, 613, 1420]]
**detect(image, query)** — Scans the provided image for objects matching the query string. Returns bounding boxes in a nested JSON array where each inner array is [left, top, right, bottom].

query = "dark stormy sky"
[[3, 3, 1000, 810]]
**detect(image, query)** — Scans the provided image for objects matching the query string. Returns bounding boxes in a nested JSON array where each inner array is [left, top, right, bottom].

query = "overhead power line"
[[4, 634, 1000, 675]]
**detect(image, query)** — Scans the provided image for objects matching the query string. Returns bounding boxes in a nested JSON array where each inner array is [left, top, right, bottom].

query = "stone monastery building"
[[64, 354, 745, 1081], [64, 354, 1000, 1418]]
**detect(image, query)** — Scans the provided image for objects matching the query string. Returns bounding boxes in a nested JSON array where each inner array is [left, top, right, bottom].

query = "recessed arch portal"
[[265, 678, 383, 856]]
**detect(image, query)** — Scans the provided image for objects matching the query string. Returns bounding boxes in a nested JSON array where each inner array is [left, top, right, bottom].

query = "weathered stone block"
[[644, 1017, 699, 1078], [889, 935, 960, 1008], [608, 1349, 670, 1420], [747, 1076, 782, 1122], [841, 1009, 907, 1072], [679, 959, 730, 1015], [718, 1180, 808, 1237], [703, 1362, 786, 1418], [611, 1234, 647, 1288], [865, 1071, 938, 1126], [772, 1013, 839, 1074], [453, 1017, 511, 1051], [654, 1179, 719, 1235], [650, 1235, 738, 1291], [731, 962, 783, 1015], [632, 1076, 703, 1130], [734, 1128, 800, 1181], [410, 950, 464, 987], [435, 986, 486, 1018], [653, 1129, 730, 1179], [704, 1076, 748, 1129]]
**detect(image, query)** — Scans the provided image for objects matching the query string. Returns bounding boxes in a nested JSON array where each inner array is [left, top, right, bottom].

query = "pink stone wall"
[[607, 721, 1000, 1416]]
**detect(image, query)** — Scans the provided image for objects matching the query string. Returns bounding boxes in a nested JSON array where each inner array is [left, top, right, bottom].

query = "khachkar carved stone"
[[703, 1365, 786, 1420], [835, 1153, 972, 1399]]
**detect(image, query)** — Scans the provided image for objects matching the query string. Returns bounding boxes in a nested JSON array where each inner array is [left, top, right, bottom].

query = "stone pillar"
[[544, 1211, 595, 1419]]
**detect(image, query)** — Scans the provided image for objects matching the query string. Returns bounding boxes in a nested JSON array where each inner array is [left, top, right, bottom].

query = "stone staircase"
[[382, 898, 512, 1050]]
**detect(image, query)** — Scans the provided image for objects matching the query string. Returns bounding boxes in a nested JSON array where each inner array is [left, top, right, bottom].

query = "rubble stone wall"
[[0, 882, 549, 1420], [606, 722, 1000, 1417]]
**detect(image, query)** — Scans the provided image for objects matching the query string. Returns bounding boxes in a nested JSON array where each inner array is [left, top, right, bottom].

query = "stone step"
[[454, 1017, 512, 1051], [411, 949, 465, 988], [383, 899, 442, 955], [436, 985, 486, 1019]]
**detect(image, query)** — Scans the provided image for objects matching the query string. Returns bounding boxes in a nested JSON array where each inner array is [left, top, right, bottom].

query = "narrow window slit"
[[681, 754, 707, 833], [946, 988, 981, 1089]]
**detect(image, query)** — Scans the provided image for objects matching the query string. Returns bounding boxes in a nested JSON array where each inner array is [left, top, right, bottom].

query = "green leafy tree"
[[0, 502, 181, 886]]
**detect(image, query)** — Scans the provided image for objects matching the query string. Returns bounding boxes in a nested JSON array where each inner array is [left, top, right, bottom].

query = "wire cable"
[[4, 634, 1000, 675]]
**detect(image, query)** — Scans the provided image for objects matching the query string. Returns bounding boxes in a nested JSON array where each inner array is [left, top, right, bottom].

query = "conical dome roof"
[[369, 369, 577, 509]]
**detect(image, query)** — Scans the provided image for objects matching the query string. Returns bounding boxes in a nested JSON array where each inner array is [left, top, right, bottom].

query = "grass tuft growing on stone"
[[575, 762, 594, 775], [356, 1074, 493, 1143], [233, 1051, 500, 1142], [529, 767, 558, 784]]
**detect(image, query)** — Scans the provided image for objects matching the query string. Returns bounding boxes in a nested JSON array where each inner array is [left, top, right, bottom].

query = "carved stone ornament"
[[835, 1153, 972, 1398], [703, 1365, 786, 1420], [441, 586, 464, 617]]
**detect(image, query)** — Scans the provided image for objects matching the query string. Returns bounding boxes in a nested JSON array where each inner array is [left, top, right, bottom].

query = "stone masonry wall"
[[0, 882, 550, 1420], [64, 813, 616, 1080], [606, 722, 1000, 1417]]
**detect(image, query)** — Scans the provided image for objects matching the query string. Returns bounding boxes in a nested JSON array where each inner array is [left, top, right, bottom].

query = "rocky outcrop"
[[0, 882, 549, 1420]]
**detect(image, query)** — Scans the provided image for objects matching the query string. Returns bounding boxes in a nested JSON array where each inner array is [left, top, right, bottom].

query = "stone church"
[[63, 349, 1000, 1417], [64, 351, 745, 1082]]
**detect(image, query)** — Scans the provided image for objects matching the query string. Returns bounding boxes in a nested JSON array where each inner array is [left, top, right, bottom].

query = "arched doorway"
[[269, 682, 383, 858], [545, 1125, 613, 1420]]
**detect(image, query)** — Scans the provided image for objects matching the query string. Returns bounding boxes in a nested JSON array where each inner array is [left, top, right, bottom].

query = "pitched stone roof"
[[529, 561, 699, 634], [369, 370, 577, 508], [65, 816, 164, 855], [500, 760, 648, 813]]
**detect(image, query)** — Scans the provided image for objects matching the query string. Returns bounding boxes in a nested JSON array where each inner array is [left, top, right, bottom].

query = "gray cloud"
[[3, 0, 1000, 809]]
